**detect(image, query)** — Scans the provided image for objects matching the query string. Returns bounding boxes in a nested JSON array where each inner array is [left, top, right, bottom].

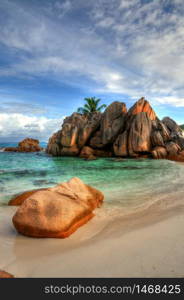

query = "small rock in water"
[[85, 154, 97, 161], [114, 158, 125, 162], [4, 138, 42, 152], [0, 270, 14, 278]]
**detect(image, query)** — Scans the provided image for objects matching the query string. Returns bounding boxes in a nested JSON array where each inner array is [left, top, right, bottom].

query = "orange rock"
[[151, 146, 167, 159], [4, 147, 18, 152], [18, 138, 42, 152], [12, 177, 104, 238], [80, 146, 112, 158], [167, 150, 184, 162], [46, 131, 61, 156], [100, 101, 127, 145], [47, 112, 101, 156], [128, 112, 153, 155], [113, 131, 128, 157], [165, 142, 181, 156], [80, 146, 94, 158], [0, 270, 14, 278], [85, 154, 97, 160], [8, 188, 47, 206], [4, 138, 42, 152], [128, 97, 157, 121], [89, 102, 127, 148]]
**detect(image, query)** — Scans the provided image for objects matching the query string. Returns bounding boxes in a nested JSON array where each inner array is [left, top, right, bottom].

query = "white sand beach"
[[1, 195, 184, 278]]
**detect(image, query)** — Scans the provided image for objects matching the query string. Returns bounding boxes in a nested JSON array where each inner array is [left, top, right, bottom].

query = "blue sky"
[[0, 0, 184, 142]]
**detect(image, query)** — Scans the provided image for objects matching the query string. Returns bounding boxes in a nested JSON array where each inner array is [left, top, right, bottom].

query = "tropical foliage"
[[77, 97, 106, 115]]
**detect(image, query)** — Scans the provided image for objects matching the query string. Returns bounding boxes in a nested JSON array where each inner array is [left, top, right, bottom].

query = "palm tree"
[[77, 97, 106, 115]]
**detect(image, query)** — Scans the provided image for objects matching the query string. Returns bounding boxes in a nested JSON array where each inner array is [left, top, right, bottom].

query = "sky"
[[0, 0, 184, 142]]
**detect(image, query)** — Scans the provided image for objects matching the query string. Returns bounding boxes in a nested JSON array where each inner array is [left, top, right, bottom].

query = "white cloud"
[[0, 0, 184, 109], [55, 0, 72, 18], [153, 97, 184, 107], [0, 113, 64, 141], [0, 101, 47, 114], [119, 0, 139, 9]]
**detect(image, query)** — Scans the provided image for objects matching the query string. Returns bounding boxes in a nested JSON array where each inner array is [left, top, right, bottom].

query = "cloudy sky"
[[0, 0, 184, 142]]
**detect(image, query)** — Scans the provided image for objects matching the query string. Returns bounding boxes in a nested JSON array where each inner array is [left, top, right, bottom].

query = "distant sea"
[[0, 142, 184, 214]]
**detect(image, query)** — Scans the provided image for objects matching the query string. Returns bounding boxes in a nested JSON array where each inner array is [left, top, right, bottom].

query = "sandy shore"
[[0, 197, 184, 278]]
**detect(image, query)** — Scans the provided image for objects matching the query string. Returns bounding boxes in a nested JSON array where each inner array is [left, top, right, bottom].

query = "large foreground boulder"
[[4, 138, 42, 152], [12, 178, 104, 238]]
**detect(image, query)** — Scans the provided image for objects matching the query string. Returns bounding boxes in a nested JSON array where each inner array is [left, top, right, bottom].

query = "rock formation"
[[47, 97, 184, 162], [90, 101, 127, 148], [47, 112, 101, 156], [4, 138, 42, 152], [12, 177, 104, 238]]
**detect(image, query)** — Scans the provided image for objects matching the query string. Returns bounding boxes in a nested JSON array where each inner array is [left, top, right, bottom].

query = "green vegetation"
[[77, 97, 107, 115], [180, 124, 184, 130]]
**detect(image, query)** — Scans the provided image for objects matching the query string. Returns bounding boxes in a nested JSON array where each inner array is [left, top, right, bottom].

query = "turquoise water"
[[0, 143, 184, 208]]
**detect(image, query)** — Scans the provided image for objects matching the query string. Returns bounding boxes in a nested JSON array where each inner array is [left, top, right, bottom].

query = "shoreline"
[[1, 193, 184, 278]]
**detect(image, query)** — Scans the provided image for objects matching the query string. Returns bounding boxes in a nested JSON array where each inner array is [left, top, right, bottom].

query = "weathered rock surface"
[[47, 112, 101, 156], [128, 97, 157, 121], [46, 97, 184, 162], [167, 150, 184, 162], [100, 102, 127, 144], [80, 146, 112, 159], [151, 130, 165, 147], [114, 98, 154, 157], [127, 112, 153, 156], [13, 177, 104, 238], [89, 131, 104, 149], [46, 131, 62, 156], [0, 270, 14, 278], [165, 142, 181, 156], [8, 188, 47, 206], [151, 146, 168, 159], [88, 101, 127, 149], [4, 147, 18, 152], [4, 138, 42, 152], [113, 131, 128, 157], [162, 117, 183, 136]]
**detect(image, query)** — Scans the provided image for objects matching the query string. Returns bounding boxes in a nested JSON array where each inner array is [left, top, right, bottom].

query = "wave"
[[97, 185, 184, 224]]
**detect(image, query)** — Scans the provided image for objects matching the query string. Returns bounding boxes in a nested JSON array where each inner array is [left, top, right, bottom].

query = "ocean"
[[0, 142, 184, 212]]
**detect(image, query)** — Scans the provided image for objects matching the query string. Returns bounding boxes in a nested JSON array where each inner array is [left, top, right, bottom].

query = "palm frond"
[[97, 104, 107, 112], [77, 97, 106, 115]]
